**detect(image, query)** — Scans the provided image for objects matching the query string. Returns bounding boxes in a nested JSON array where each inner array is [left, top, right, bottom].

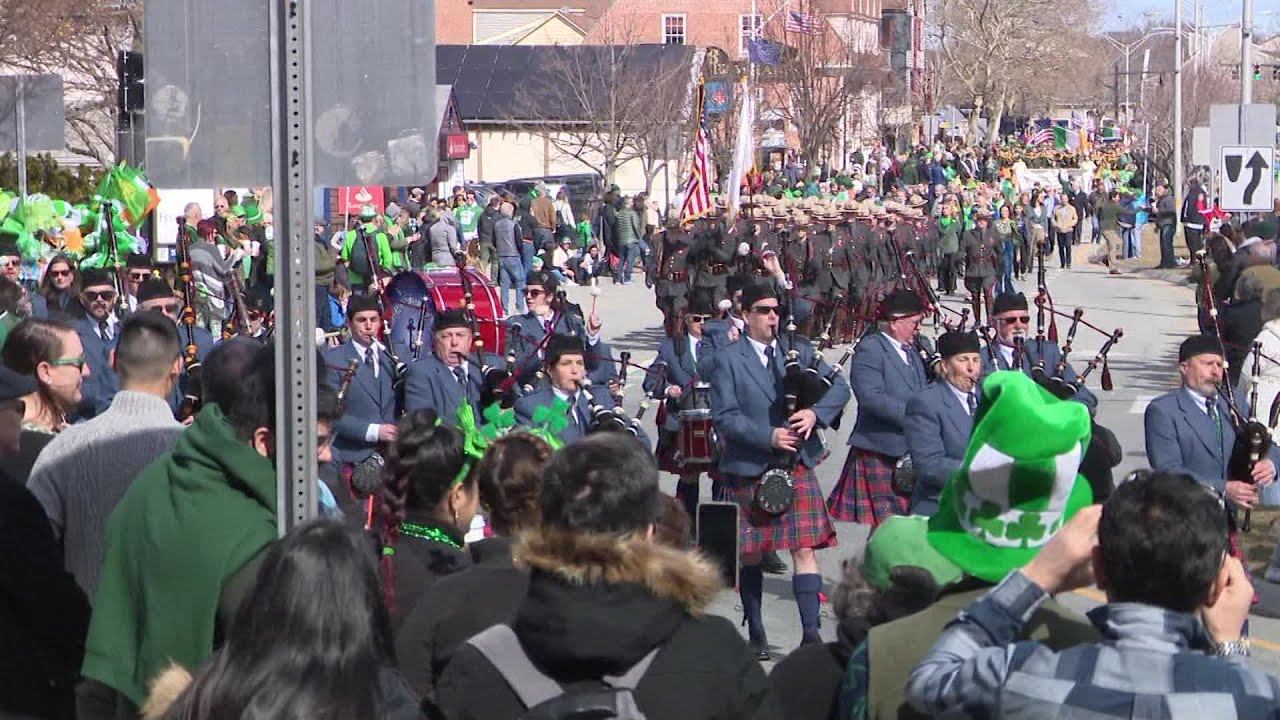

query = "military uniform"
[[962, 219, 1002, 326], [653, 224, 692, 336], [689, 218, 735, 306]]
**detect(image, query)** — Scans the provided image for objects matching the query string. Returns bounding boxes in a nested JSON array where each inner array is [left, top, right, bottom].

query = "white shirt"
[[882, 333, 912, 365], [687, 334, 700, 365], [94, 315, 120, 341], [998, 343, 1017, 368], [552, 386, 583, 424], [948, 381, 978, 416], [1184, 386, 1217, 417], [357, 339, 386, 443], [746, 335, 779, 369]]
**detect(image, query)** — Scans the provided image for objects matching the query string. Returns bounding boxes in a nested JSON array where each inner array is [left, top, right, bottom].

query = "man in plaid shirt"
[[907, 471, 1280, 719]]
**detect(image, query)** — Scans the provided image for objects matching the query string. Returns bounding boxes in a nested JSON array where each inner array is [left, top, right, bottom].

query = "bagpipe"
[[174, 218, 204, 422], [573, 377, 645, 439], [1196, 249, 1276, 532]]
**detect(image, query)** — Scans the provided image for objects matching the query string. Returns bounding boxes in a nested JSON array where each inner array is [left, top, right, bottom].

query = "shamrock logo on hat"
[[928, 371, 1093, 582]]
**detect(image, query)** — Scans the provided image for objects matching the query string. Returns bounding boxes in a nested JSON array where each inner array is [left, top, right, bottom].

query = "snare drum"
[[677, 408, 717, 466], [386, 268, 505, 355]]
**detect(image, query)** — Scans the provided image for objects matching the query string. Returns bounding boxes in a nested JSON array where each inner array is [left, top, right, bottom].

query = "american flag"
[[680, 87, 712, 221], [1026, 127, 1054, 146], [1069, 110, 1095, 132], [785, 11, 822, 34]]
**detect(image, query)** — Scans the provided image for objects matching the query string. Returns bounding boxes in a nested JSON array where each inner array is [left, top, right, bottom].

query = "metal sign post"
[[15, 78, 25, 211], [270, 0, 317, 535]]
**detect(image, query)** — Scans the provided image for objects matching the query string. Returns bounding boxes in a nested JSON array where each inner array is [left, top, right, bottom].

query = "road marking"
[[1127, 394, 1156, 414], [1072, 587, 1280, 653]]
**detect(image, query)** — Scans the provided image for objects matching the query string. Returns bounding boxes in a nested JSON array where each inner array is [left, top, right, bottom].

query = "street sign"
[[1209, 104, 1276, 175], [1219, 145, 1274, 212], [1192, 126, 1210, 167]]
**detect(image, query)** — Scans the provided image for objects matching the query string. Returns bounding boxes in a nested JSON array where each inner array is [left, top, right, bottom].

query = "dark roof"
[[436, 44, 697, 122]]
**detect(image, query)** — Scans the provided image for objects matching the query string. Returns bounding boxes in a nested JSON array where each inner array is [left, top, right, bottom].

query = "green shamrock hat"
[[927, 371, 1093, 583]]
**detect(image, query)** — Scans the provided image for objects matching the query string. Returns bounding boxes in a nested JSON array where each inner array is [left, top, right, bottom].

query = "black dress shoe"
[[750, 638, 771, 661], [761, 550, 788, 575]]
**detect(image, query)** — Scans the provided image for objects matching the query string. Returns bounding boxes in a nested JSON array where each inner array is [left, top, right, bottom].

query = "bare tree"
[[508, 23, 693, 187], [2, 0, 139, 165], [930, 0, 1100, 143], [757, 0, 887, 165]]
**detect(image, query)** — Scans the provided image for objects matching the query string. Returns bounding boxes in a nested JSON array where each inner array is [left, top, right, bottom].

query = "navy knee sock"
[[793, 573, 823, 643], [739, 564, 765, 644]]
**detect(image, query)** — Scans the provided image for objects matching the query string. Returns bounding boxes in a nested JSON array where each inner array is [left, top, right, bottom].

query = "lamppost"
[[1101, 27, 1176, 128]]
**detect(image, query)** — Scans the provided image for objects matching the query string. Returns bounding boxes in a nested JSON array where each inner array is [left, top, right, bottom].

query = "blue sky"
[[1105, 0, 1280, 31]]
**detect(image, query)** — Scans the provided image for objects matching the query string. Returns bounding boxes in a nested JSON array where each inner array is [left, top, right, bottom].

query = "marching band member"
[[904, 330, 982, 516], [404, 308, 504, 424], [709, 279, 850, 658], [646, 292, 717, 517], [962, 208, 1000, 327], [827, 288, 928, 527], [982, 291, 1097, 412], [513, 334, 649, 447], [1144, 334, 1279, 498], [504, 270, 616, 390], [324, 295, 408, 479], [133, 278, 215, 416], [72, 269, 123, 420]]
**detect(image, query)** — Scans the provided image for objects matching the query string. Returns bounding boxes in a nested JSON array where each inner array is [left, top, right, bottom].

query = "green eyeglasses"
[[49, 355, 87, 371]]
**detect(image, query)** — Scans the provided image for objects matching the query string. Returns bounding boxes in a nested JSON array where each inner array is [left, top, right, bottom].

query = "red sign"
[[443, 134, 470, 160], [336, 186, 385, 215]]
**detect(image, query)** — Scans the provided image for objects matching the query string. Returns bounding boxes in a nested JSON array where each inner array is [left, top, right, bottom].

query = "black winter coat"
[[434, 528, 780, 720], [397, 536, 530, 701], [0, 469, 91, 719]]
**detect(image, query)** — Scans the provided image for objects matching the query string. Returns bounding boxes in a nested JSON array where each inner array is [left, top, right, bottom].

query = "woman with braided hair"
[[378, 408, 479, 632]]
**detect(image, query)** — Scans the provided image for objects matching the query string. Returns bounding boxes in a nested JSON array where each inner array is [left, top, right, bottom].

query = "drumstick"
[[589, 282, 602, 318]]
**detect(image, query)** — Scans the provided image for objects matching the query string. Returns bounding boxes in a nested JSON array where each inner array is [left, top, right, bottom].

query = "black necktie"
[[1207, 397, 1222, 450], [968, 392, 978, 416], [99, 320, 112, 342], [764, 345, 777, 378], [364, 348, 374, 370], [453, 366, 467, 386]]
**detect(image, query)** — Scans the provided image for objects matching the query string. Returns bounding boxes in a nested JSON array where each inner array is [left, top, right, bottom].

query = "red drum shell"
[[386, 268, 505, 355], [677, 408, 717, 467]]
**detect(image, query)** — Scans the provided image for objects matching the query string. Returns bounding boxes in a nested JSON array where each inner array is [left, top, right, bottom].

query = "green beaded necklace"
[[396, 521, 462, 550]]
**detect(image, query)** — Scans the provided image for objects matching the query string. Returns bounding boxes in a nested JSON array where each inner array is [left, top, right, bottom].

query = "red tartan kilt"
[[715, 465, 837, 555], [826, 448, 909, 527]]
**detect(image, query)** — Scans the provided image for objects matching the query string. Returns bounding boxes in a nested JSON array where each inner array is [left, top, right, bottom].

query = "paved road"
[[555, 247, 1280, 675]]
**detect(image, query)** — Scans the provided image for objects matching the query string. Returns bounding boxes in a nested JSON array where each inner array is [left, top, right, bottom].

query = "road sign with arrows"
[[1220, 146, 1275, 213]]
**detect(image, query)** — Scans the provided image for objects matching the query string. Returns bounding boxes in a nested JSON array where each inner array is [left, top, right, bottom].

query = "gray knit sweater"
[[26, 390, 184, 602]]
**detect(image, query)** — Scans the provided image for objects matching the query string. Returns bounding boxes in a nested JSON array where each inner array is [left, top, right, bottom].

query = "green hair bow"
[[449, 399, 568, 484]]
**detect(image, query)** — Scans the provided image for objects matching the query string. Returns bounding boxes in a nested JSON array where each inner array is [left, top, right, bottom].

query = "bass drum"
[[385, 268, 505, 355]]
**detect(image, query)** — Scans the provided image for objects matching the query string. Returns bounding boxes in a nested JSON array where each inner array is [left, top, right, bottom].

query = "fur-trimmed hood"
[[140, 664, 193, 719], [510, 526, 728, 678], [514, 526, 724, 614]]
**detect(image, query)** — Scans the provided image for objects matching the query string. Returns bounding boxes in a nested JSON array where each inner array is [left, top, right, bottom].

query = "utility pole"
[[1242, 0, 1254, 103], [1174, 0, 1184, 226]]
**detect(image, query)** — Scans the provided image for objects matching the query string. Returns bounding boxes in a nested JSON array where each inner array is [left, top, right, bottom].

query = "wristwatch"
[[1210, 638, 1252, 658]]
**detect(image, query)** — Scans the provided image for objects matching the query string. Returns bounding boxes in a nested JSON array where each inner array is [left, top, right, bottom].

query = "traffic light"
[[1254, 64, 1263, 80]]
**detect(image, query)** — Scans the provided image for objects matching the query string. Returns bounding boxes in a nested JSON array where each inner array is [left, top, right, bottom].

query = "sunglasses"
[[751, 305, 780, 316], [524, 288, 546, 297], [50, 269, 72, 278], [83, 290, 117, 302], [49, 355, 87, 371], [1000, 315, 1031, 325], [687, 315, 707, 323], [128, 271, 151, 281], [151, 302, 181, 315]]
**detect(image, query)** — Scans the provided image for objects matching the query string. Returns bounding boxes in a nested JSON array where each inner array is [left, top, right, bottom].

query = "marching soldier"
[[709, 279, 850, 657], [963, 208, 1001, 326], [827, 288, 929, 527], [652, 215, 692, 337], [690, 215, 735, 307], [505, 270, 616, 390], [404, 308, 505, 423], [981, 291, 1098, 413], [803, 205, 839, 338]]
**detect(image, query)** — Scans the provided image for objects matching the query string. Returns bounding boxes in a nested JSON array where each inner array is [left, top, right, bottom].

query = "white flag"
[[726, 81, 756, 222]]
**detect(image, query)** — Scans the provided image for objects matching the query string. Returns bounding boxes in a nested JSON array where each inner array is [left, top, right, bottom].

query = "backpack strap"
[[601, 646, 662, 690], [466, 625, 564, 709]]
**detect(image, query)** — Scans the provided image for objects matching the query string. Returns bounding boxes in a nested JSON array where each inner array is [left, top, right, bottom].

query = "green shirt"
[[455, 203, 481, 234], [341, 223, 395, 283]]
